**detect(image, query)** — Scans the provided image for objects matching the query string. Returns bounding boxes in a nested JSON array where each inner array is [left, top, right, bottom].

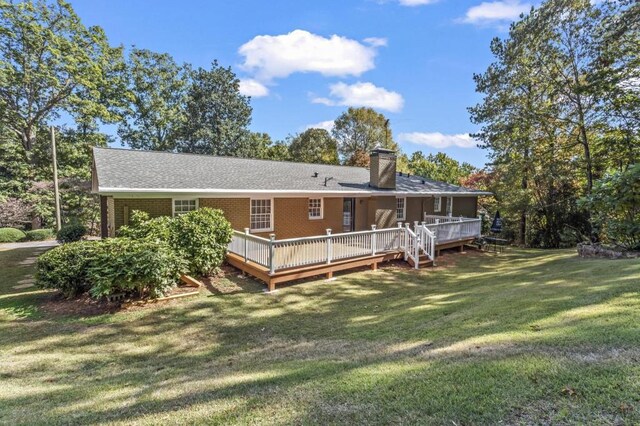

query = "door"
[[343, 198, 355, 232]]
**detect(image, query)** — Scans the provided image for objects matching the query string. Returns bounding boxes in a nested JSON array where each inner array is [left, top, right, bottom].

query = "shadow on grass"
[[1, 248, 639, 424]]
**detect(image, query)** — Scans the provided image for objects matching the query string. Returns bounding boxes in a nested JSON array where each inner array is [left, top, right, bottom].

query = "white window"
[[434, 196, 442, 212], [446, 197, 453, 216], [250, 199, 273, 232], [173, 199, 197, 216], [308, 198, 323, 220], [396, 197, 406, 221]]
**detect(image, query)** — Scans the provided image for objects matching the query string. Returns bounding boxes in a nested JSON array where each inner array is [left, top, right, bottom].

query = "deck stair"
[[407, 254, 434, 269]]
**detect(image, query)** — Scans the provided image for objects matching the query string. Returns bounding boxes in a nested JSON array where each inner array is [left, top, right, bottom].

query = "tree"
[[332, 107, 399, 166], [0, 0, 125, 155], [176, 61, 252, 156], [468, 0, 638, 247], [288, 128, 339, 164], [407, 152, 477, 185], [581, 164, 640, 250], [118, 48, 190, 151]]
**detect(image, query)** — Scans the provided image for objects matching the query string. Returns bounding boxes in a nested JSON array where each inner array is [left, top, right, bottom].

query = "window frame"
[[308, 198, 323, 220], [250, 198, 274, 232], [396, 197, 406, 221], [434, 196, 442, 212], [172, 198, 198, 216], [446, 196, 453, 216]]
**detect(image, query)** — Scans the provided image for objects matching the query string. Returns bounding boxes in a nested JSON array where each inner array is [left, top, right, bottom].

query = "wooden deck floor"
[[227, 237, 475, 291]]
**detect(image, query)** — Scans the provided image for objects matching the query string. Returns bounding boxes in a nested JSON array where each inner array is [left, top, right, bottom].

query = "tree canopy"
[[288, 128, 339, 165], [0, 0, 125, 155], [332, 107, 399, 166], [470, 0, 639, 247]]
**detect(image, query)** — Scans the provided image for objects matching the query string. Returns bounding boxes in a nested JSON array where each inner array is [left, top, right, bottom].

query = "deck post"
[[243, 228, 249, 263], [404, 223, 410, 261], [413, 221, 419, 233], [371, 225, 377, 255], [326, 229, 332, 264], [397, 222, 403, 250], [268, 234, 276, 275]]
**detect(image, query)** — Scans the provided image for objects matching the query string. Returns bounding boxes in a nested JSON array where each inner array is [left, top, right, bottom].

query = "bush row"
[[0, 225, 87, 243], [36, 208, 233, 299]]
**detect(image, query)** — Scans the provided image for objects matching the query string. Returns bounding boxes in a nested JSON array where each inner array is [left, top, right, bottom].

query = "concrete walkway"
[[0, 240, 59, 250]]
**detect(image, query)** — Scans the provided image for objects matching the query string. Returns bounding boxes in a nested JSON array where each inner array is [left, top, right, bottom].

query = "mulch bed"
[[40, 283, 204, 317]]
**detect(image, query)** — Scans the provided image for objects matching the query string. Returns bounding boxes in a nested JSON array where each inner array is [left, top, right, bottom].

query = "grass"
[[0, 246, 639, 425]]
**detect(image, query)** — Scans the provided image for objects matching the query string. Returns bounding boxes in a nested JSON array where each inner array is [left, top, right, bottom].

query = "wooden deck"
[[227, 237, 472, 291]]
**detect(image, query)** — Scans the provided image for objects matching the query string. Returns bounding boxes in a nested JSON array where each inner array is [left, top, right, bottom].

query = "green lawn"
[[0, 246, 639, 425]]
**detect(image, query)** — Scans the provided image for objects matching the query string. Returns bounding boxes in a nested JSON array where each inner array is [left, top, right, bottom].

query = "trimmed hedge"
[[87, 238, 186, 298], [57, 223, 87, 243], [25, 229, 55, 241], [0, 227, 26, 243], [36, 241, 96, 297]]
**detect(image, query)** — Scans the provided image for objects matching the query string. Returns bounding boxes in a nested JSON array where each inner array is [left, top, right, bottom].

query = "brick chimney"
[[369, 148, 396, 189]]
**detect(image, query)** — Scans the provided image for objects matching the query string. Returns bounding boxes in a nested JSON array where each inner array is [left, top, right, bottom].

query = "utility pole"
[[51, 126, 62, 231], [384, 119, 390, 147]]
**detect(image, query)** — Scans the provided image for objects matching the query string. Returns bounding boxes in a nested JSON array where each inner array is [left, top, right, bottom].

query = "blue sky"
[[72, 0, 532, 168]]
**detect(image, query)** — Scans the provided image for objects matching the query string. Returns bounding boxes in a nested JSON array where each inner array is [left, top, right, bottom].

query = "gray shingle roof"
[[93, 147, 490, 195]]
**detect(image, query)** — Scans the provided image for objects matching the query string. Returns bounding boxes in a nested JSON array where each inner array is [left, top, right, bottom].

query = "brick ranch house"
[[92, 147, 490, 290]]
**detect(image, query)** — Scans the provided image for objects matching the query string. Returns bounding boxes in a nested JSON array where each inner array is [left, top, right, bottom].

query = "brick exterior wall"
[[107, 195, 478, 238], [451, 196, 478, 218], [199, 198, 251, 231], [113, 198, 172, 230], [354, 197, 370, 231]]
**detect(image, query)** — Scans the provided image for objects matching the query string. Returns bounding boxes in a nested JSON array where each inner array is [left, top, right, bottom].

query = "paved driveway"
[[0, 240, 59, 251]]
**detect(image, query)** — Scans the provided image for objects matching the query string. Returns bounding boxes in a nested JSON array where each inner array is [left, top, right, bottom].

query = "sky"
[[71, 0, 534, 168]]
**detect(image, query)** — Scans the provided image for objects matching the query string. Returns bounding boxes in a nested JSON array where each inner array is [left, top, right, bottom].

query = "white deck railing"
[[422, 215, 482, 243], [228, 216, 480, 274]]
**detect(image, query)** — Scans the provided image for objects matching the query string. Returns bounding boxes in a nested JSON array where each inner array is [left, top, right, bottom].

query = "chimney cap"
[[370, 147, 396, 156]]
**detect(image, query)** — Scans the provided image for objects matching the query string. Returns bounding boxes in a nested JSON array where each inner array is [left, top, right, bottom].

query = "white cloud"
[[305, 120, 335, 132], [312, 82, 404, 113], [398, 0, 439, 6], [238, 30, 381, 82], [398, 132, 478, 149], [363, 37, 388, 47], [462, 0, 531, 26], [238, 79, 269, 97]]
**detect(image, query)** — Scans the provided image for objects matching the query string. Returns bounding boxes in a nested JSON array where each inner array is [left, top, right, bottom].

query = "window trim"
[[434, 196, 442, 212], [308, 198, 323, 220], [396, 197, 406, 221], [446, 196, 453, 216], [250, 197, 274, 233], [172, 198, 198, 216]]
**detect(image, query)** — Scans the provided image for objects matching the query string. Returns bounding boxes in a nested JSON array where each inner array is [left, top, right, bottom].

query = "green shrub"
[[169, 208, 233, 276], [36, 241, 97, 297], [0, 227, 26, 243], [581, 164, 640, 250], [57, 223, 87, 243], [25, 229, 54, 241], [119, 207, 233, 276], [87, 238, 187, 299], [117, 210, 172, 241]]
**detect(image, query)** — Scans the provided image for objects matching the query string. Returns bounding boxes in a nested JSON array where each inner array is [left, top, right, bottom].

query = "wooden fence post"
[[326, 229, 332, 264]]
